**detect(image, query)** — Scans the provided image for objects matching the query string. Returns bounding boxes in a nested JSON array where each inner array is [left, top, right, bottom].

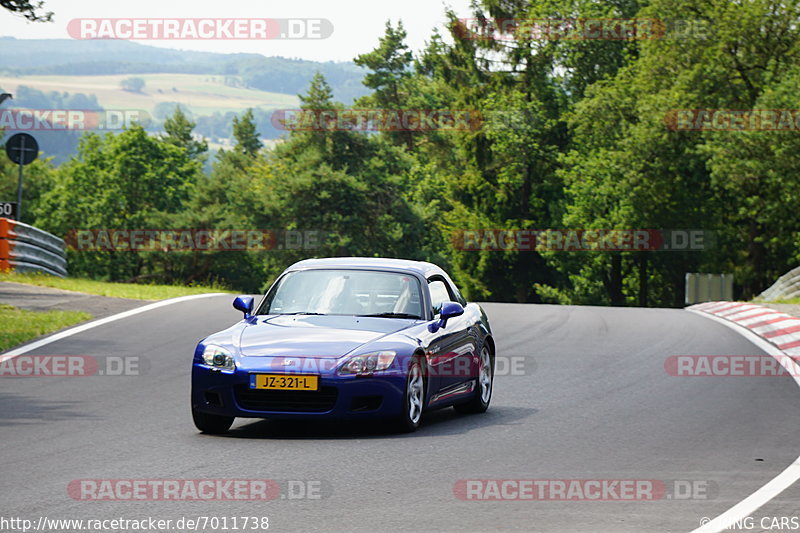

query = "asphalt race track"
[[2, 296, 799, 532]]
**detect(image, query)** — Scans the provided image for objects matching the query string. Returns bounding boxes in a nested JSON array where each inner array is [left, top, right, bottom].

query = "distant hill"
[[0, 37, 373, 163], [0, 37, 369, 103]]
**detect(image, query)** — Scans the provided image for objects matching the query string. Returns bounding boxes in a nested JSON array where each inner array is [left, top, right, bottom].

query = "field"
[[0, 73, 299, 117]]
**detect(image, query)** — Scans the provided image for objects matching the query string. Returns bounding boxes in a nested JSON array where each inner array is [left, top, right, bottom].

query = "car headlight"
[[202, 345, 235, 370], [339, 351, 397, 376]]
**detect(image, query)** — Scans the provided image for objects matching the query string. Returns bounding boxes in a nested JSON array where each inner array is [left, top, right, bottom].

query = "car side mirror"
[[428, 301, 464, 332], [233, 295, 254, 318]]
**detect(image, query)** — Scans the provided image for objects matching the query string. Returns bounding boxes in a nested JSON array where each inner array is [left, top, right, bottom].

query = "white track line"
[[0, 292, 228, 361], [687, 309, 800, 533]]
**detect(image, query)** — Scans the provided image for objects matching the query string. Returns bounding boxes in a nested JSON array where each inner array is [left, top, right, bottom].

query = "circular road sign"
[[5, 133, 39, 165]]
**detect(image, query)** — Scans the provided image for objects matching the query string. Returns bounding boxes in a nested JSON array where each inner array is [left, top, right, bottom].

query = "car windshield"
[[257, 269, 423, 318]]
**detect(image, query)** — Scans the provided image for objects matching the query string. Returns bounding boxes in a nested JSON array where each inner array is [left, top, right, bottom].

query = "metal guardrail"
[[759, 266, 800, 302], [0, 218, 68, 277], [685, 273, 734, 304]]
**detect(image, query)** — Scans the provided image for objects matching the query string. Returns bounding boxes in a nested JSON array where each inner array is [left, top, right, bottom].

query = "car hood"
[[238, 315, 417, 358]]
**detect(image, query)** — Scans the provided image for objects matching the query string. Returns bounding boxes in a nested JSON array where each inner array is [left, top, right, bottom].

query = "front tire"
[[192, 406, 234, 434], [454, 345, 493, 414], [395, 357, 425, 432]]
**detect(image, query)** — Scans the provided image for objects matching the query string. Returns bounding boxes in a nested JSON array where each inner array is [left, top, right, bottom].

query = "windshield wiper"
[[359, 313, 421, 319], [277, 312, 325, 315]]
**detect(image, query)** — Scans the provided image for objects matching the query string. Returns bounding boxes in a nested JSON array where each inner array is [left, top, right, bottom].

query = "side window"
[[428, 278, 454, 316], [444, 275, 467, 305]]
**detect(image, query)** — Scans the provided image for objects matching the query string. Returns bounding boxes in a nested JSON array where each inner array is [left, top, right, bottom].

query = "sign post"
[[4, 133, 39, 221]]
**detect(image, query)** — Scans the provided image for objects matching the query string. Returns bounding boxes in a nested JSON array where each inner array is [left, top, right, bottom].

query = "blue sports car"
[[191, 257, 495, 433]]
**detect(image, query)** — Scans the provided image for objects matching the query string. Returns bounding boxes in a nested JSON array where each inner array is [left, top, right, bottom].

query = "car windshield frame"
[[254, 268, 426, 319]]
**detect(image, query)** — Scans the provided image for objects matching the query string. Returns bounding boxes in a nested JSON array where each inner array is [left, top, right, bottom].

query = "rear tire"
[[192, 406, 234, 434], [395, 357, 425, 433], [454, 345, 493, 414]]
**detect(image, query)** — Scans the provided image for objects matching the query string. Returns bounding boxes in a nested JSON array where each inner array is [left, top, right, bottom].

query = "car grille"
[[235, 385, 338, 412]]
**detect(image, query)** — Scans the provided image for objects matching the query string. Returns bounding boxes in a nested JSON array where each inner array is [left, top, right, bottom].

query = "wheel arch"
[[412, 348, 431, 404], [483, 334, 496, 359]]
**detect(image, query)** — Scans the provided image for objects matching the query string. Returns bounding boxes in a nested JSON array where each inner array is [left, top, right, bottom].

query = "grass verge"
[[0, 304, 92, 353], [753, 298, 800, 305], [0, 272, 232, 300]]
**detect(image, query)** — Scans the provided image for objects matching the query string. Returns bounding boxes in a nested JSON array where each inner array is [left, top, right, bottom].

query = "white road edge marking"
[[0, 293, 229, 361], [687, 309, 800, 533]]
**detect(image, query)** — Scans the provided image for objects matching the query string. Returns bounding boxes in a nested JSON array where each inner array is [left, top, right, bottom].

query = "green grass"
[[0, 304, 92, 352], [0, 272, 232, 300], [762, 298, 800, 305]]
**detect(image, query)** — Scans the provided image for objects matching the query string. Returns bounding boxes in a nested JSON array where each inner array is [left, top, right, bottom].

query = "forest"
[[2, 0, 799, 307]]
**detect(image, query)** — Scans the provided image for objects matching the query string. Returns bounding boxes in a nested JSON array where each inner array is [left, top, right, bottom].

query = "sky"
[[1, 0, 476, 62]]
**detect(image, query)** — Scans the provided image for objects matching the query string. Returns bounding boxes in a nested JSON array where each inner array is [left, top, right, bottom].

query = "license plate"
[[250, 374, 319, 391]]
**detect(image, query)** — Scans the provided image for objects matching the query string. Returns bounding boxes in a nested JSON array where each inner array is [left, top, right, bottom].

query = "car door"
[[425, 276, 476, 397]]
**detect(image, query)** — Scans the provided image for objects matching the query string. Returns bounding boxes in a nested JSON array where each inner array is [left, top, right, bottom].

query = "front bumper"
[[191, 362, 407, 420]]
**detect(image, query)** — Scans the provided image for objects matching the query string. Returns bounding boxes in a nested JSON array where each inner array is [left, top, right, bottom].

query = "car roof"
[[287, 257, 447, 279]]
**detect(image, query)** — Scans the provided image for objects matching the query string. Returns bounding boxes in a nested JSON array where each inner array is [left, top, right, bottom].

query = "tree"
[[0, 157, 55, 225], [281, 73, 373, 173], [232, 109, 263, 157], [120, 77, 145, 93], [35, 125, 202, 280], [378, 5, 569, 302], [355, 20, 415, 150], [162, 106, 208, 161], [252, 75, 428, 287], [173, 148, 264, 291], [701, 67, 800, 297], [1, 0, 52, 21], [300, 72, 335, 109], [551, 0, 800, 306], [355, 20, 413, 106]]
